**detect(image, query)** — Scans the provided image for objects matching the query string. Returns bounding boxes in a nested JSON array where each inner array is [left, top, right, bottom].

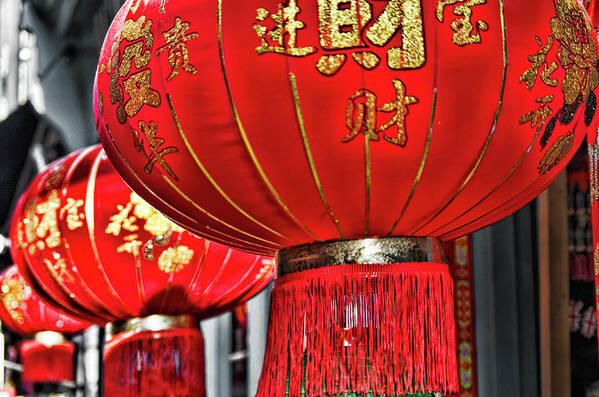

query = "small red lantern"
[[95, 0, 599, 395], [0, 265, 88, 384], [9, 146, 274, 396]]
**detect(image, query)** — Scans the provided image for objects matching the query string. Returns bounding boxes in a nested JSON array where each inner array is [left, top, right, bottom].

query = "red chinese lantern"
[[0, 265, 89, 384], [94, 0, 599, 395], [9, 145, 274, 396]]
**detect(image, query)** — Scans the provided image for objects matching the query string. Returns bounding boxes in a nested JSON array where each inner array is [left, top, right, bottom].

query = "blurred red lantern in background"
[[95, 0, 599, 395], [0, 265, 89, 384], [9, 145, 274, 396]]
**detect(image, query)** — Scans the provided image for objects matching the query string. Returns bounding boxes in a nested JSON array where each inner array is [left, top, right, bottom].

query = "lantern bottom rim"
[[276, 236, 447, 277], [105, 314, 199, 341]]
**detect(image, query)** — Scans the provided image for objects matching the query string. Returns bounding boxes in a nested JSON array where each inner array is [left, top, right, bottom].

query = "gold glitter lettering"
[[105, 202, 139, 237], [43, 252, 74, 283], [344, 79, 418, 146], [131, 120, 179, 180], [519, 95, 554, 133], [315, 54, 347, 75], [352, 52, 380, 70], [156, 17, 199, 81], [123, 70, 161, 117], [34, 190, 61, 250], [436, 0, 488, 46], [117, 234, 143, 257], [254, 0, 316, 56], [318, 0, 372, 50], [120, 42, 152, 77], [366, 0, 425, 69], [59, 198, 85, 231], [520, 36, 558, 90]]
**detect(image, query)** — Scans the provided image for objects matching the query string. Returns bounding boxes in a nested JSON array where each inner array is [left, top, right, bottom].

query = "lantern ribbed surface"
[[96, 0, 597, 256]]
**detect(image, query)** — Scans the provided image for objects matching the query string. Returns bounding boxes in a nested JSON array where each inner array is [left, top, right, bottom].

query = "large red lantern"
[[9, 145, 274, 396], [95, 0, 599, 395], [0, 265, 88, 384]]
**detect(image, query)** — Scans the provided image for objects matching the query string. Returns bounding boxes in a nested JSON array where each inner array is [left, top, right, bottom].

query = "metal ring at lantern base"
[[34, 331, 66, 347], [276, 236, 447, 278], [105, 314, 199, 341]]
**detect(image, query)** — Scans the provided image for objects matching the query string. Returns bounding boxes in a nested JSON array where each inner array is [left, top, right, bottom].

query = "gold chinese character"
[[123, 70, 161, 118], [317, 0, 425, 71], [343, 79, 418, 146], [117, 234, 144, 257], [519, 95, 554, 133], [365, 0, 425, 69], [34, 190, 62, 250], [132, 120, 179, 180], [254, 0, 316, 56], [108, 16, 159, 124], [344, 89, 379, 142], [59, 198, 85, 231], [43, 252, 74, 283], [436, 0, 488, 46], [156, 17, 199, 81], [318, 0, 372, 50], [520, 36, 558, 90], [377, 79, 419, 146], [105, 202, 139, 237], [130, 193, 183, 243]]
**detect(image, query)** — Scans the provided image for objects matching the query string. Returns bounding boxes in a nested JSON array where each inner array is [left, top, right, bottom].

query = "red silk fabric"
[[9, 145, 274, 324], [0, 265, 88, 335], [103, 328, 206, 397], [20, 340, 76, 383], [96, 0, 597, 256]]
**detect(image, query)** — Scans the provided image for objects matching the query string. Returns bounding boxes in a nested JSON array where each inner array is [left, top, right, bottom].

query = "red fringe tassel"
[[257, 263, 458, 396], [104, 328, 206, 397]]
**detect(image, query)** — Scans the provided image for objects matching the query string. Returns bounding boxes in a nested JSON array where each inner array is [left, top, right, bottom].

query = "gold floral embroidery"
[[551, 0, 599, 106], [108, 193, 185, 261], [158, 245, 194, 273], [537, 130, 574, 175]]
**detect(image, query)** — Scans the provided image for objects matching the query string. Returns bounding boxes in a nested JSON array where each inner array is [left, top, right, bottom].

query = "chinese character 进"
[[254, 0, 316, 57], [156, 17, 199, 81]]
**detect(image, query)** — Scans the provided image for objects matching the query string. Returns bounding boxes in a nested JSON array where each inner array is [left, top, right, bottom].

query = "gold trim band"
[[276, 236, 447, 277], [105, 314, 199, 341], [34, 331, 66, 347]]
